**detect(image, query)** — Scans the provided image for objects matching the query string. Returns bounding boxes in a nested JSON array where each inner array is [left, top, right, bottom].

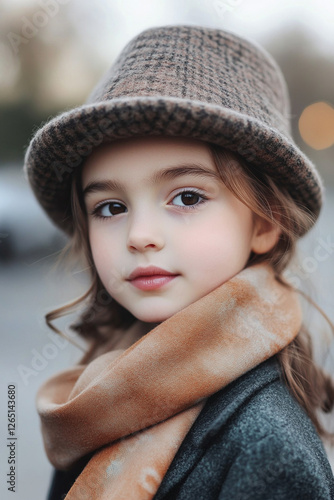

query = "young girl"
[[24, 25, 334, 499]]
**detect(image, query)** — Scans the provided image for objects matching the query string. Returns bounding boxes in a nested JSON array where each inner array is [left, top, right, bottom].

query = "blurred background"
[[1, 0, 333, 498]]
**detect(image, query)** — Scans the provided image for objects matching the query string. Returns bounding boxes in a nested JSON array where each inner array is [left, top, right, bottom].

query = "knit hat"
[[24, 24, 323, 236]]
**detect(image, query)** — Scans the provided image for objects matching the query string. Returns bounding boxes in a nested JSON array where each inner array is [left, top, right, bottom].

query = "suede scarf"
[[36, 263, 302, 499]]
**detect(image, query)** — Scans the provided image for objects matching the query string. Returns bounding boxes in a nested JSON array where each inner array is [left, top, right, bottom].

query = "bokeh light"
[[299, 101, 334, 150]]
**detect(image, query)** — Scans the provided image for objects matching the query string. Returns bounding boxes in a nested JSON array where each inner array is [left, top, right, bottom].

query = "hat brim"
[[24, 96, 323, 235]]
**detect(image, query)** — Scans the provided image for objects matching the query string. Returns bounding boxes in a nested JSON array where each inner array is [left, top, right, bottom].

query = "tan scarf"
[[36, 263, 302, 499]]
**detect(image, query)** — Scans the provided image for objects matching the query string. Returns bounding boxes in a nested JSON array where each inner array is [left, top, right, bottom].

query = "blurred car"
[[0, 164, 67, 261]]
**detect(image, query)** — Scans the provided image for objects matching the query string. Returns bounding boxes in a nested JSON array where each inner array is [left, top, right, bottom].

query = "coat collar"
[[154, 355, 282, 499]]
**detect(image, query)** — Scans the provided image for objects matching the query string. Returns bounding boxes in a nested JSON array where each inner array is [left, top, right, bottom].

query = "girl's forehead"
[[87, 135, 211, 159], [81, 136, 215, 181]]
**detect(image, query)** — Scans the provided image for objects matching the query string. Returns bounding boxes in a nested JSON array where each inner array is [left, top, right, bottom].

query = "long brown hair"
[[46, 141, 334, 443]]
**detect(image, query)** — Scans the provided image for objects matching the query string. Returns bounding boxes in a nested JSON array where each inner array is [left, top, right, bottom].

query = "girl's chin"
[[135, 314, 169, 325], [127, 297, 192, 325]]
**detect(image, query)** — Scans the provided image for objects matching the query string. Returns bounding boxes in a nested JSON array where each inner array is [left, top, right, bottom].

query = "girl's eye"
[[90, 189, 208, 220], [92, 201, 127, 219], [171, 189, 208, 209]]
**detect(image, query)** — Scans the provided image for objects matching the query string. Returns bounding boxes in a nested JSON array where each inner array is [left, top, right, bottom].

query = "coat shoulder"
[[213, 366, 334, 499], [194, 355, 329, 454], [155, 356, 334, 500]]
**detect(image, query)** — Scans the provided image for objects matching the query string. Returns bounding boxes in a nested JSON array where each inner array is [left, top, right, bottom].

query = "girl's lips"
[[129, 275, 178, 291]]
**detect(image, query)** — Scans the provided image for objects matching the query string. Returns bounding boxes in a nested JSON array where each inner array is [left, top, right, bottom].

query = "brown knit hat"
[[24, 24, 323, 235]]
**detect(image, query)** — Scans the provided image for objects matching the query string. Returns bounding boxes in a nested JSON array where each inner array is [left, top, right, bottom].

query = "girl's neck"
[[86, 319, 160, 363]]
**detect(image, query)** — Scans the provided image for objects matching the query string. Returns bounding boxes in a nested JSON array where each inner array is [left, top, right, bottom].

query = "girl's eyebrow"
[[83, 164, 221, 198]]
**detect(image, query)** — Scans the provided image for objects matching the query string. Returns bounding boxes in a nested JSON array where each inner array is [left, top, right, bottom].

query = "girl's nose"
[[126, 210, 165, 253]]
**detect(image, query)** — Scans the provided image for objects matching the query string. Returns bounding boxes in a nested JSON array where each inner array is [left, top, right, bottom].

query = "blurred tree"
[[0, 2, 106, 163]]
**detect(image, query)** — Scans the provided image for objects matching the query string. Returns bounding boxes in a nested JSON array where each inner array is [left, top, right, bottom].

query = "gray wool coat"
[[47, 356, 334, 500]]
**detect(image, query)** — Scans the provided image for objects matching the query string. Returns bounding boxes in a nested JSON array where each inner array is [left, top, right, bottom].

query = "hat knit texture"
[[24, 24, 323, 235]]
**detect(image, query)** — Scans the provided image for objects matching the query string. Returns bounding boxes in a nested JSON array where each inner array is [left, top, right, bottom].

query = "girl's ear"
[[251, 216, 281, 255]]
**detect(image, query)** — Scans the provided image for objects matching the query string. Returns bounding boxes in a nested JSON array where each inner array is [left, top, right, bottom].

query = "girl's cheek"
[[90, 230, 115, 271], [179, 213, 250, 269]]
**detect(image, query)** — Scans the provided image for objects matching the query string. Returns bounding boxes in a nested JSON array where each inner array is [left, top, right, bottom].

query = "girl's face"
[[82, 136, 270, 324]]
